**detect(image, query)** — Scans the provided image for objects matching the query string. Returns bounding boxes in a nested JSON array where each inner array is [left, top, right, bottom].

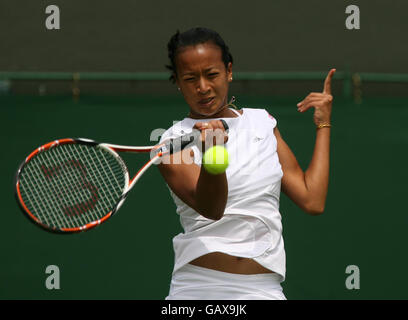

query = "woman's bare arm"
[[276, 68, 335, 215], [157, 120, 228, 220]]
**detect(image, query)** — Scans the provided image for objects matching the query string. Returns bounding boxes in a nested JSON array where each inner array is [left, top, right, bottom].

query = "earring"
[[178, 87, 181, 91]]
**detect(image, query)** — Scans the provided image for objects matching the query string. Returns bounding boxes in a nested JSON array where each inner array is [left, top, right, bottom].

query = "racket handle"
[[167, 119, 229, 154], [220, 119, 229, 132]]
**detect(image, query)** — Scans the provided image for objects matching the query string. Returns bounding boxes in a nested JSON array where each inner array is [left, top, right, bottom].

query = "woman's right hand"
[[193, 120, 228, 152]]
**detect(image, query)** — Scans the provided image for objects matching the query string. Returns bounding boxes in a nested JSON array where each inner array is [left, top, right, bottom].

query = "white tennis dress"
[[160, 108, 286, 300]]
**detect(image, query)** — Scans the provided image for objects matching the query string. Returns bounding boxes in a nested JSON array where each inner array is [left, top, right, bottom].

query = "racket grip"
[[169, 130, 200, 154], [220, 119, 229, 132]]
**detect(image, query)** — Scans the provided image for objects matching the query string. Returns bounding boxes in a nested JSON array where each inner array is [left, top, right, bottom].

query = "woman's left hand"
[[297, 68, 336, 127]]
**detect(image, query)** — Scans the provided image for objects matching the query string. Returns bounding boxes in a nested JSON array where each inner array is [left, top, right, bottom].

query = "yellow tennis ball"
[[202, 146, 229, 175]]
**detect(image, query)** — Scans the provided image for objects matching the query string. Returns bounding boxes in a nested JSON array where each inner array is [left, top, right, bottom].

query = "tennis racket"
[[14, 120, 228, 233]]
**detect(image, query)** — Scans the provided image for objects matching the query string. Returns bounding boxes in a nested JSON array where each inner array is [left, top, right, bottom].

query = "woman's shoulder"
[[241, 107, 277, 125], [242, 107, 274, 115]]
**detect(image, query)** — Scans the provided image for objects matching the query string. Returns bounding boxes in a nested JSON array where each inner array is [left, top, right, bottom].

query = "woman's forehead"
[[176, 43, 224, 70]]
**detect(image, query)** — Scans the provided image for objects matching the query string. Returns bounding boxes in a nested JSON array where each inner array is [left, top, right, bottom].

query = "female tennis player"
[[158, 27, 334, 300]]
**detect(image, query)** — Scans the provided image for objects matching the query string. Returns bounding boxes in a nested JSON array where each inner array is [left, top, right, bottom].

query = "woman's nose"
[[197, 77, 210, 94]]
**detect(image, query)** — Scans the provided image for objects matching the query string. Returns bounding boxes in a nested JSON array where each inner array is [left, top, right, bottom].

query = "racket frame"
[[14, 138, 159, 234]]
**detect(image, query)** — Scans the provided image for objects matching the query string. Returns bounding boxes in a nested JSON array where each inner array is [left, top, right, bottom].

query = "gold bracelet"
[[317, 123, 331, 129]]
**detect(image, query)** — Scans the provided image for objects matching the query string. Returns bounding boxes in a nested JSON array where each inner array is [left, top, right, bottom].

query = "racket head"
[[15, 138, 130, 233]]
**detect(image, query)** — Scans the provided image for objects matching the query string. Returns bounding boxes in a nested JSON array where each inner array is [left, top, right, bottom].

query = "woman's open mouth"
[[198, 97, 215, 107]]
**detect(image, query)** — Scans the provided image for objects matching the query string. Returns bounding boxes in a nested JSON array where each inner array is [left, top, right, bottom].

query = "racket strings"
[[28, 159, 71, 228], [23, 146, 89, 228], [69, 145, 108, 223], [56, 145, 96, 226], [29, 147, 88, 228], [87, 146, 122, 211], [18, 143, 127, 230]]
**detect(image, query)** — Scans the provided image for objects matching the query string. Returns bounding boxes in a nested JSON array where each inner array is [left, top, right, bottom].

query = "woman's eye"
[[209, 73, 219, 77]]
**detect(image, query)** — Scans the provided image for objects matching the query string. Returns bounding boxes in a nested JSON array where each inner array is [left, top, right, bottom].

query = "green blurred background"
[[1, 0, 407, 299]]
